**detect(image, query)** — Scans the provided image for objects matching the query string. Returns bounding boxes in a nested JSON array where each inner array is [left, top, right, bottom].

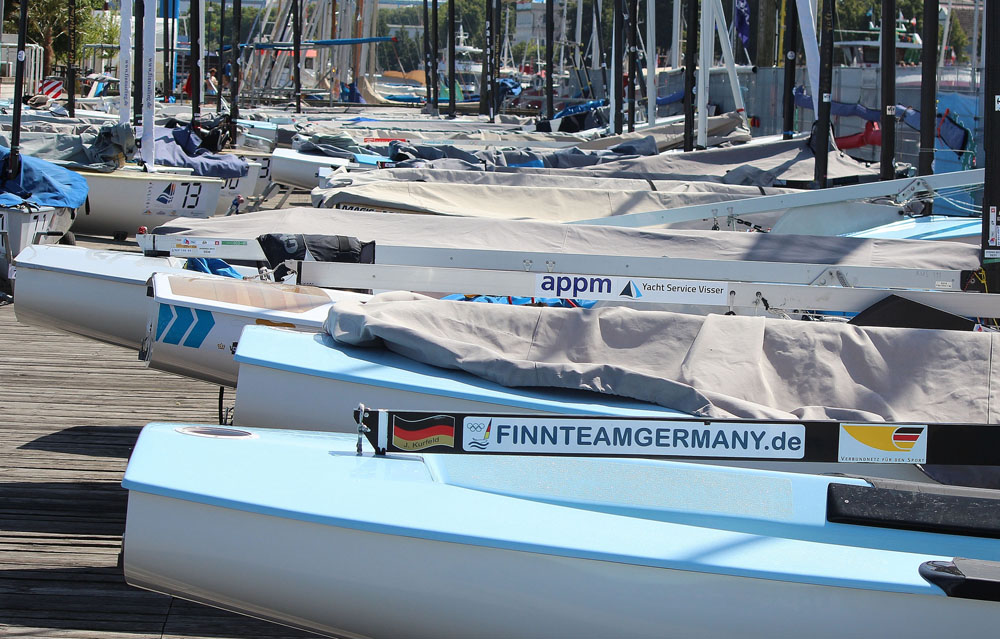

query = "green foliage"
[[835, 0, 970, 63], [4, 0, 107, 72]]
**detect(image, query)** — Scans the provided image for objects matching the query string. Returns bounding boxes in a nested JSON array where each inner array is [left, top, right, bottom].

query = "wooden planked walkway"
[[0, 238, 315, 638]]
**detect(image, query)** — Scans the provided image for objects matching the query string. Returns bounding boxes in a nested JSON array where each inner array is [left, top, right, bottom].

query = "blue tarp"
[[154, 127, 248, 179], [553, 99, 606, 120], [656, 89, 685, 106], [0, 147, 88, 209]]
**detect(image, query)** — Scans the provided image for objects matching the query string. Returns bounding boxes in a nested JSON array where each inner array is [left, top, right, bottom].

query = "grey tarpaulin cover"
[[152, 207, 981, 271], [312, 179, 796, 224], [326, 292, 1000, 424], [493, 137, 879, 186], [0, 122, 136, 172]]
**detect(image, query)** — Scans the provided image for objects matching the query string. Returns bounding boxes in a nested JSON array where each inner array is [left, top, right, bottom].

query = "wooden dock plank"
[[0, 280, 314, 639]]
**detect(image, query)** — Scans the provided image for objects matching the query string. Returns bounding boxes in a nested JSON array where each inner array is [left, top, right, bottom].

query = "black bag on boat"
[[257, 233, 375, 281]]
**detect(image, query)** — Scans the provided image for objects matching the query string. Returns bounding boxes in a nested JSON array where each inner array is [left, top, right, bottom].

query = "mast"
[[67, 0, 76, 117], [545, 0, 554, 120], [230, 0, 241, 143], [646, 0, 655, 126], [218, 0, 225, 112], [7, 0, 28, 182], [682, 0, 696, 151], [813, 0, 833, 188], [141, 0, 156, 166], [120, 0, 133, 125], [163, 0, 172, 102], [879, 0, 895, 181], [191, 0, 202, 119], [134, 0, 143, 125], [781, 0, 797, 140], [447, 0, 455, 115], [431, 0, 438, 108], [918, 0, 938, 179], [626, 0, 636, 132], [696, 0, 709, 146], [292, 0, 301, 112], [982, 0, 1000, 290], [612, 0, 623, 133], [422, 0, 431, 105]]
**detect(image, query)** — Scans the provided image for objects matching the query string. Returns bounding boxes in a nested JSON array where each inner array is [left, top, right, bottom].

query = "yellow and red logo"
[[842, 425, 925, 452]]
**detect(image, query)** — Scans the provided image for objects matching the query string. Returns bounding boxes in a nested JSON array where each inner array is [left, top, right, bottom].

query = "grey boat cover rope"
[[326, 292, 999, 424]]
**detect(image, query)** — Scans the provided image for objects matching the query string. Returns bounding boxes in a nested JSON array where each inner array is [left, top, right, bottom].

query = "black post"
[[879, 0, 895, 180], [431, 0, 439, 107], [292, 0, 301, 112], [68, 0, 76, 117], [479, 0, 491, 116], [134, 0, 143, 124], [918, 0, 938, 178], [191, 0, 201, 118], [682, 0, 697, 151], [7, 0, 29, 181], [594, 0, 608, 99], [814, 0, 834, 188], [422, 0, 431, 104], [781, 0, 797, 139], [982, 0, 1000, 290], [545, 0, 554, 120], [447, 0, 455, 115], [492, 0, 500, 114], [612, 0, 623, 133], [230, 0, 241, 142], [218, 0, 225, 111]]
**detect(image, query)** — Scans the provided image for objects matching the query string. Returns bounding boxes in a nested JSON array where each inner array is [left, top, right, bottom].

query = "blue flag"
[[735, 0, 751, 47]]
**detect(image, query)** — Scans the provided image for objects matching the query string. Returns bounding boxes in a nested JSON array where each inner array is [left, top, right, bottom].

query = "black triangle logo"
[[619, 282, 634, 297]]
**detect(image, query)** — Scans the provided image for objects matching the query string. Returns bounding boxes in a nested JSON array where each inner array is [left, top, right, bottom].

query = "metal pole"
[[230, 0, 241, 142], [134, 0, 143, 125], [938, 0, 952, 69], [493, 0, 500, 113], [696, 0, 709, 147], [480, 0, 491, 116], [447, 0, 455, 115], [431, 0, 439, 107], [192, 0, 202, 118], [918, 0, 937, 178], [163, 0, 171, 101], [613, 0, 624, 133], [682, 0, 696, 151], [141, 0, 156, 165], [646, 0, 655, 126], [814, 0, 833, 189], [671, 0, 680, 68], [781, 0, 797, 139], [292, 0, 301, 112], [982, 0, 1000, 290], [626, 0, 636, 132], [7, 0, 28, 181], [423, 0, 431, 103], [67, 0, 76, 117], [119, 0, 133, 125], [218, 0, 225, 111], [880, 0, 895, 180], [546, 0, 554, 120]]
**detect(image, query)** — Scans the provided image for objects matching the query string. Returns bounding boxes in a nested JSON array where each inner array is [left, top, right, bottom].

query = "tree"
[[4, 0, 106, 76]]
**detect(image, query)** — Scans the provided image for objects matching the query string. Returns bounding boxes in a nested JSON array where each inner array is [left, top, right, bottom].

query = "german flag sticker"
[[838, 424, 928, 463], [391, 414, 456, 451]]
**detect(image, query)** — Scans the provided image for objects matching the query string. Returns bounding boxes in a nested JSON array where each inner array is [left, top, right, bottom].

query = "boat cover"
[[152, 207, 981, 271], [385, 137, 662, 169], [312, 179, 795, 223], [153, 127, 248, 179], [546, 112, 751, 153], [0, 147, 89, 209], [0, 123, 135, 173], [326, 292, 1000, 424], [491, 137, 879, 186]]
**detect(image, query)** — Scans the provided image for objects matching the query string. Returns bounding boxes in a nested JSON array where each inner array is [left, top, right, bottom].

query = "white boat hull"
[[72, 170, 224, 237], [214, 162, 263, 215], [144, 273, 368, 387], [122, 425, 1000, 639], [0, 206, 74, 282], [270, 148, 350, 190], [13, 245, 236, 349]]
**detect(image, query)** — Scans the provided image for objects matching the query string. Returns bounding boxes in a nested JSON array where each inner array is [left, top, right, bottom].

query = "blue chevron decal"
[[182, 309, 216, 348], [161, 305, 194, 345], [155, 304, 175, 341]]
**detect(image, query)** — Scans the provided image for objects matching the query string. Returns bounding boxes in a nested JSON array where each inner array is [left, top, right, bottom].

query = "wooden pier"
[[0, 240, 314, 638]]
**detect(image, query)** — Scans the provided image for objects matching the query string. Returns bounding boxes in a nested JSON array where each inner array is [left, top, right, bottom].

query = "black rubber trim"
[[920, 558, 1000, 602], [827, 482, 1000, 538]]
